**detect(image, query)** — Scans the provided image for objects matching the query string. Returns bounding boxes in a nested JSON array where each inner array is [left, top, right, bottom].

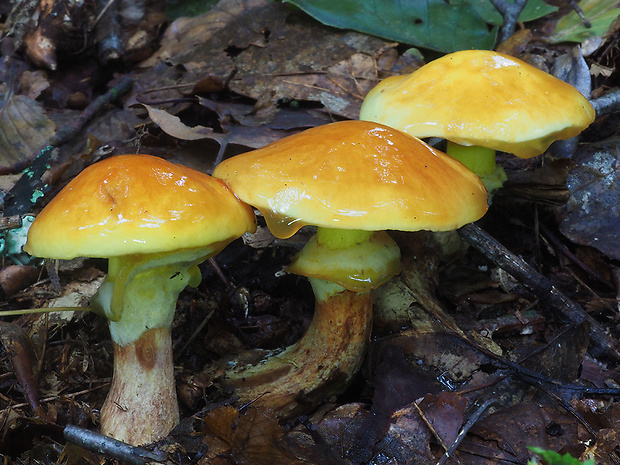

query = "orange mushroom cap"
[[25, 154, 256, 259], [212, 120, 488, 239], [360, 50, 595, 159]]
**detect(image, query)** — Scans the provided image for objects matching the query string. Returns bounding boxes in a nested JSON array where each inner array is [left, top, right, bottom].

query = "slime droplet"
[[262, 210, 306, 239]]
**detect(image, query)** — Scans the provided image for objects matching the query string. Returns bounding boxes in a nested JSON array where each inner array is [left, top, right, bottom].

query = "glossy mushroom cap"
[[25, 154, 256, 259], [212, 120, 488, 239], [359, 50, 596, 159]]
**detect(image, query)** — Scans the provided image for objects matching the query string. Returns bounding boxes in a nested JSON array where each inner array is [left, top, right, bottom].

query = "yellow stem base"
[[223, 285, 373, 418]]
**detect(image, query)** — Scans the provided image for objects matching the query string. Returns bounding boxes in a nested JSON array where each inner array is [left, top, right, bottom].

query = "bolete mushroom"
[[212, 120, 488, 417], [24, 154, 256, 445], [360, 49, 595, 193]]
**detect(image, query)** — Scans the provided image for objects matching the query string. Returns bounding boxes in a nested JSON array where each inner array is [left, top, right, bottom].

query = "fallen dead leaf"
[[557, 137, 620, 261], [143, 104, 214, 140], [459, 403, 587, 464], [0, 87, 56, 172], [203, 405, 348, 464], [141, 0, 415, 119]]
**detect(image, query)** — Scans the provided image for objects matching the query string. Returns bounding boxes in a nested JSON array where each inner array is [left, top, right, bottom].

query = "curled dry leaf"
[[143, 102, 301, 152], [143, 104, 214, 140], [0, 265, 39, 297], [0, 321, 42, 417]]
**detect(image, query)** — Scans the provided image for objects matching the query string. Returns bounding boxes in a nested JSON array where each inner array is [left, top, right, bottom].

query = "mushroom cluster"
[[20, 47, 601, 449], [25, 126, 479, 438], [212, 120, 488, 417], [25, 154, 256, 445], [360, 49, 596, 193]]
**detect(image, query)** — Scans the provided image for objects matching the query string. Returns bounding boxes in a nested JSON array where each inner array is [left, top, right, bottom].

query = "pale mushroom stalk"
[[24, 155, 256, 445], [91, 249, 208, 444], [224, 227, 400, 418]]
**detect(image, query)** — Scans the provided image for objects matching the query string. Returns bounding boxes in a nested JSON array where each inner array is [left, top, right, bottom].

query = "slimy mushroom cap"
[[212, 120, 488, 239], [25, 154, 256, 259], [360, 50, 595, 159]]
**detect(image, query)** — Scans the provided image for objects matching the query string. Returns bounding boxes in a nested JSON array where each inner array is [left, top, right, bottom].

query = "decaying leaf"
[[372, 403, 436, 465], [417, 392, 467, 447], [349, 344, 442, 463], [140, 0, 267, 67], [557, 137, 620, 260], [141, 0, 414, 119], [459, 404, 586, 464], [520, 323, 589, 381], [0, 89, 56, 172], [203, 405, 348, 464], [584, 404, 620, 464], [143, 102, 300, 157], [196, 96, 333, 152], [3, 0, 96, 70], [18, 70, 50, 101], [0, 414, 64, 457]]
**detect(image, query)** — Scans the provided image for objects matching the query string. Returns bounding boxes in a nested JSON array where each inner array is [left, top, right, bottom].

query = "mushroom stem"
[[92, 248, 209, 445], [22, 154, 257, 446], [225, 278, 373, 418], [446, 141, 507, 194], [101, 327, 178, 444], [219, 228, 400, 417], [446, 142, 497, 176]]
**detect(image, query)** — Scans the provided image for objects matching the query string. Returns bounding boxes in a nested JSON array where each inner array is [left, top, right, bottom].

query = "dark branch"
[[490, 0, 527, 43], [458, 222, 620, 361], [64, 425, 167, 464]]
